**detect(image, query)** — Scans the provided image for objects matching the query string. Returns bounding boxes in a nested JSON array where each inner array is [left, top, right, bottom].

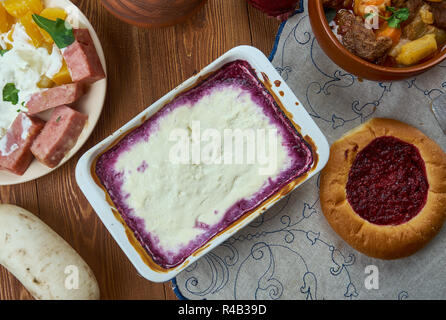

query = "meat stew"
[[323, 0, 446, 67]]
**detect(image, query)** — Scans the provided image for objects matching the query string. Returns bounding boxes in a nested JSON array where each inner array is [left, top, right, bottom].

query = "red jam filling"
[[346, 136, 429, 226]]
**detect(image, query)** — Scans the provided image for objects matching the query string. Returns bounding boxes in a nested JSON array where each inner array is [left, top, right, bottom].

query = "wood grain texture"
[[101, 0, 208, 27], [0, 0, 279, 300]]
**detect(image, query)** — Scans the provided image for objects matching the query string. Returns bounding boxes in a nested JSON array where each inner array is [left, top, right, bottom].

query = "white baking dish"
[[75, 46, 330, 283]]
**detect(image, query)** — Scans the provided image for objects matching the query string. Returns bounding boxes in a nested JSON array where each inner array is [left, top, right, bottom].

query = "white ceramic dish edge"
[[75, 45, 330, 283]]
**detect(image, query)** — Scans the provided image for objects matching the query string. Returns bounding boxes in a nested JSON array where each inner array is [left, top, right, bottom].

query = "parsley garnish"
[[386, 6, 410, 28], [365, 6, 410, 28], [0, 49, 9, 56], [56, 116, 61, 122], [32, 15, 75, 49], [3, 83, 19, 105]]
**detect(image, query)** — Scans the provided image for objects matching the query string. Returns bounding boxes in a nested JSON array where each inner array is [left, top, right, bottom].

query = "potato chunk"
[[3, 0, 43, 18], [37, 75, 55, 89], [52, 61, 72, 86], [19, 11, 44, 48], [38, 7, 67, 44], [0, 4, 13, 33], [396, 34, 438, 66], [420, 5, 434, 25]]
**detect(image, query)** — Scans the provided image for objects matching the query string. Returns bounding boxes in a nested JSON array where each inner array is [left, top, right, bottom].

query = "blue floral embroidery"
[[176, 175, 358, 299], [398, 291, 409, 300]]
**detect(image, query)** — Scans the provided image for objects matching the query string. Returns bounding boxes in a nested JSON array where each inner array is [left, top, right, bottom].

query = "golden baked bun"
[[320, 118, 446, 259]]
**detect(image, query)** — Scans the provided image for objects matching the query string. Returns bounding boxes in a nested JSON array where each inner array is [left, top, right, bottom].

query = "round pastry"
[[320, 118, 446, 259]]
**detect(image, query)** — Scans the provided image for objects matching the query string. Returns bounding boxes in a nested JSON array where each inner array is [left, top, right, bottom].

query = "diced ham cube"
[[0, 113, 45, 176], [63, 29, 106, 84], [26, 83, 85, 115], [31, 106, 88, 168]]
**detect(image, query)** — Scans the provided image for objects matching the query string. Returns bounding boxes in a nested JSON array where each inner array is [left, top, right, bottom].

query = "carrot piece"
[[377, 26, 402, 46], [355, 0, 391, 16]]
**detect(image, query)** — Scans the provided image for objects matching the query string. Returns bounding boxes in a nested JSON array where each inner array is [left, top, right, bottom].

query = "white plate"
[[0, 0, 107, 186], [75, 46, 329, 283]]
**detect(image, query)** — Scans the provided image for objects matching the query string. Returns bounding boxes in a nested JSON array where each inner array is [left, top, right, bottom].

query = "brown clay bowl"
[[101, 0, 207, 27], [308, 0, 446, 81]]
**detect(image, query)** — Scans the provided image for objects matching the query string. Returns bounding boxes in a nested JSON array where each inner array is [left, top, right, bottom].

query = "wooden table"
[[0, 0, 280, 300]]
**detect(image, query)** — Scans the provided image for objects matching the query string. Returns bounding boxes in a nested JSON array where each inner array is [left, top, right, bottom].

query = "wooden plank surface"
[[0, 0, 280, 300]]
